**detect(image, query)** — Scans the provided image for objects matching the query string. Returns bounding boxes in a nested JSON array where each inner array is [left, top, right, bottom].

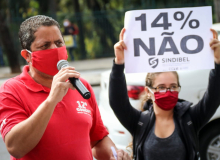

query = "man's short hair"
[[18, 15, 61, 51]]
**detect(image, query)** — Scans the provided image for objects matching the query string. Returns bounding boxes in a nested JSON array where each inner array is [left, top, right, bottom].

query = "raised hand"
[[114, 28, 127, 64], [210, 29, 220, 64]]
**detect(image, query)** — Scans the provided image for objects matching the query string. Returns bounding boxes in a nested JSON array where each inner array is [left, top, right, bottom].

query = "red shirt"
[[0, 66, 108, 160]]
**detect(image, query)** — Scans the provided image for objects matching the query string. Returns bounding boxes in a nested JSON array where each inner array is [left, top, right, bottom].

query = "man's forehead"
[[34, 26, 62, 40], [35, 25, 61, 34]]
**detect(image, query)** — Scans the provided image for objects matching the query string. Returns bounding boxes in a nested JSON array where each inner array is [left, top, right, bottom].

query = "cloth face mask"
[[25, 46, 68, 76], [148, 87, 178, 110]]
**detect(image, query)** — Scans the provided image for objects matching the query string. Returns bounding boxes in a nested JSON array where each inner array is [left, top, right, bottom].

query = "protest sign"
[[63, 35, 75, 48], [124, 6, 214, 73]]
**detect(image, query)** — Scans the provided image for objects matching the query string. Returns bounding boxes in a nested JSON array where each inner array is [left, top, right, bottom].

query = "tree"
[[72, 0, 87, 59], [85, 0, 117, 56], [0, 1, 21, 73], [37, 0, 58, 19]]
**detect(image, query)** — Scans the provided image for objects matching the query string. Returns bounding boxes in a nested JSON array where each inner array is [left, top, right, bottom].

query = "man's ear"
[[21, 50, 31, 62]]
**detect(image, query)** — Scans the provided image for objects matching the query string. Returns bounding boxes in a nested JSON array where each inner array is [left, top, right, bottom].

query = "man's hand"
[[210, 29, 220, 64], [47, 66, 80, 105], [110, 149, 131, 160], [114, 28, 127, 65]]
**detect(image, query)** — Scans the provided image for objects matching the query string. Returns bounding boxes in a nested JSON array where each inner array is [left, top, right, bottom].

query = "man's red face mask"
[[21, 46, 68, 76]]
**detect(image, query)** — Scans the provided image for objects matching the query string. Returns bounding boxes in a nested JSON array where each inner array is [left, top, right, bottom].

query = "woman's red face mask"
[[153, 90, 179, 110]]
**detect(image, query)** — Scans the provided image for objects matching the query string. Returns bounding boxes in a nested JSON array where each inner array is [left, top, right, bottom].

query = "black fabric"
[[64, 26, 75, 35], [132, 110, 151, 160], [109, 60, 220, 160]]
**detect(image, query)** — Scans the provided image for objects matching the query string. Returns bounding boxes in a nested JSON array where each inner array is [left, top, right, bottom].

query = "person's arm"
[[109, 28, 141, 136], [190, 29, 220, 131], [92, 136, 116, 159], [4, 67, 79, 158], [92, 136, 131, 160]]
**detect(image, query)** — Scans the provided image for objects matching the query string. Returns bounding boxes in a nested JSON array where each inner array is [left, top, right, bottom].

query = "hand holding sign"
[[123, 6, 214, 73], [210, 29, 220, 64], [114, 28, 127, 64]]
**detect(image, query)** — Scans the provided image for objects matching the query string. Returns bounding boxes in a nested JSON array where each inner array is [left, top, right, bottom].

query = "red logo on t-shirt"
[[76, 101, 91, 116]]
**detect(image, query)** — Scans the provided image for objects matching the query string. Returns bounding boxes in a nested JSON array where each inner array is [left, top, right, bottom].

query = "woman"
[[109, 28, 220, 160]]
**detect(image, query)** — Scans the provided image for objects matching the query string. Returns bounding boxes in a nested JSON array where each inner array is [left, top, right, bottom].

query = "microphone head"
[[57, 60, 69, 70]]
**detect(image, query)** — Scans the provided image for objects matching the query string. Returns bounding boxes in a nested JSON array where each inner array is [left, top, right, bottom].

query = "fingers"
[[120, 40, 127, 50], [210, 42, 220, 50], [114, 28, 127, 65], [66, 80, 76, 90], [59, 72, 80, 83], [117, 150, 123, 160], [52, 67, 80, 90], [58, 80, 73, 89], [119, 28, 126, 41], [49, 81, 73, 98], [210, 28, 218, 40], [57, 66, 75, 76], [210, 39, 220, 49], [210, 39, 219, 46], [114, 40, 127, 51], [117, 149, 130, 160], [114, 43, 123, 51], [55, 68, 80, 82]]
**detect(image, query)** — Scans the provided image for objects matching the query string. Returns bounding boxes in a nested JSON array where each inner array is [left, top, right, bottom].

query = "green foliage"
[[0, 0, 217, 65], [21, 0, 39, 18]]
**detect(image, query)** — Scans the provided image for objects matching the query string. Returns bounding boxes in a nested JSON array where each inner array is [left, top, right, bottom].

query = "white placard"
[[124, 6, 214, 73]]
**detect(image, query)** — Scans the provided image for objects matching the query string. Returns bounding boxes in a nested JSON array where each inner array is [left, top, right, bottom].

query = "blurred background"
[[0, 0, 219, 74]]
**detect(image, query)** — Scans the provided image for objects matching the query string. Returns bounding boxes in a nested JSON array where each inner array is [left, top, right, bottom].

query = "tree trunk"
[[37, 0, 49, 14], [85, 0, 117, 57], [49, 0, 57, 19], [73, 0, 87, 59], [0, 13, 21, 73], [214, 0, 220, 23]]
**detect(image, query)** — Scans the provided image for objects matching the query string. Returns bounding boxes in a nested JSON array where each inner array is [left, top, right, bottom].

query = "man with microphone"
[[0, 15, 130, 160]]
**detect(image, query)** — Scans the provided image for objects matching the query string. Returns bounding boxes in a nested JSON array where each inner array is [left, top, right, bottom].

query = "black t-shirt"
[[143, 119, 186, 160]]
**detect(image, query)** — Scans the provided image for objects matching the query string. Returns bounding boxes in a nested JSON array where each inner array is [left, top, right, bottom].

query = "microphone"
[[57, 60, 91, 99]]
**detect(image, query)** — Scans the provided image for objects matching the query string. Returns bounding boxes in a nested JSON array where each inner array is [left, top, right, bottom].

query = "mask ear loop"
[[24, 49, 32, 64], [147, 87, 155, 101], [26, 49, 32, 54]]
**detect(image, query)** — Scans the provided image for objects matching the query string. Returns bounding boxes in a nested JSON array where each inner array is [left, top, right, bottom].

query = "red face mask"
[[28, 46, 68, 76], [153, 91, 178, 111]]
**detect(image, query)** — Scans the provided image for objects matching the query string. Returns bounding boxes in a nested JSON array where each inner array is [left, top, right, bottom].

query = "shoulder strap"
[[133, 110, 150, 160], [184, 113, 201, 160]]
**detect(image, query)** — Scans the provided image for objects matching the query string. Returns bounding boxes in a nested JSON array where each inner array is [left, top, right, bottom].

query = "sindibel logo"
[[149, 57, 159, 68]]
